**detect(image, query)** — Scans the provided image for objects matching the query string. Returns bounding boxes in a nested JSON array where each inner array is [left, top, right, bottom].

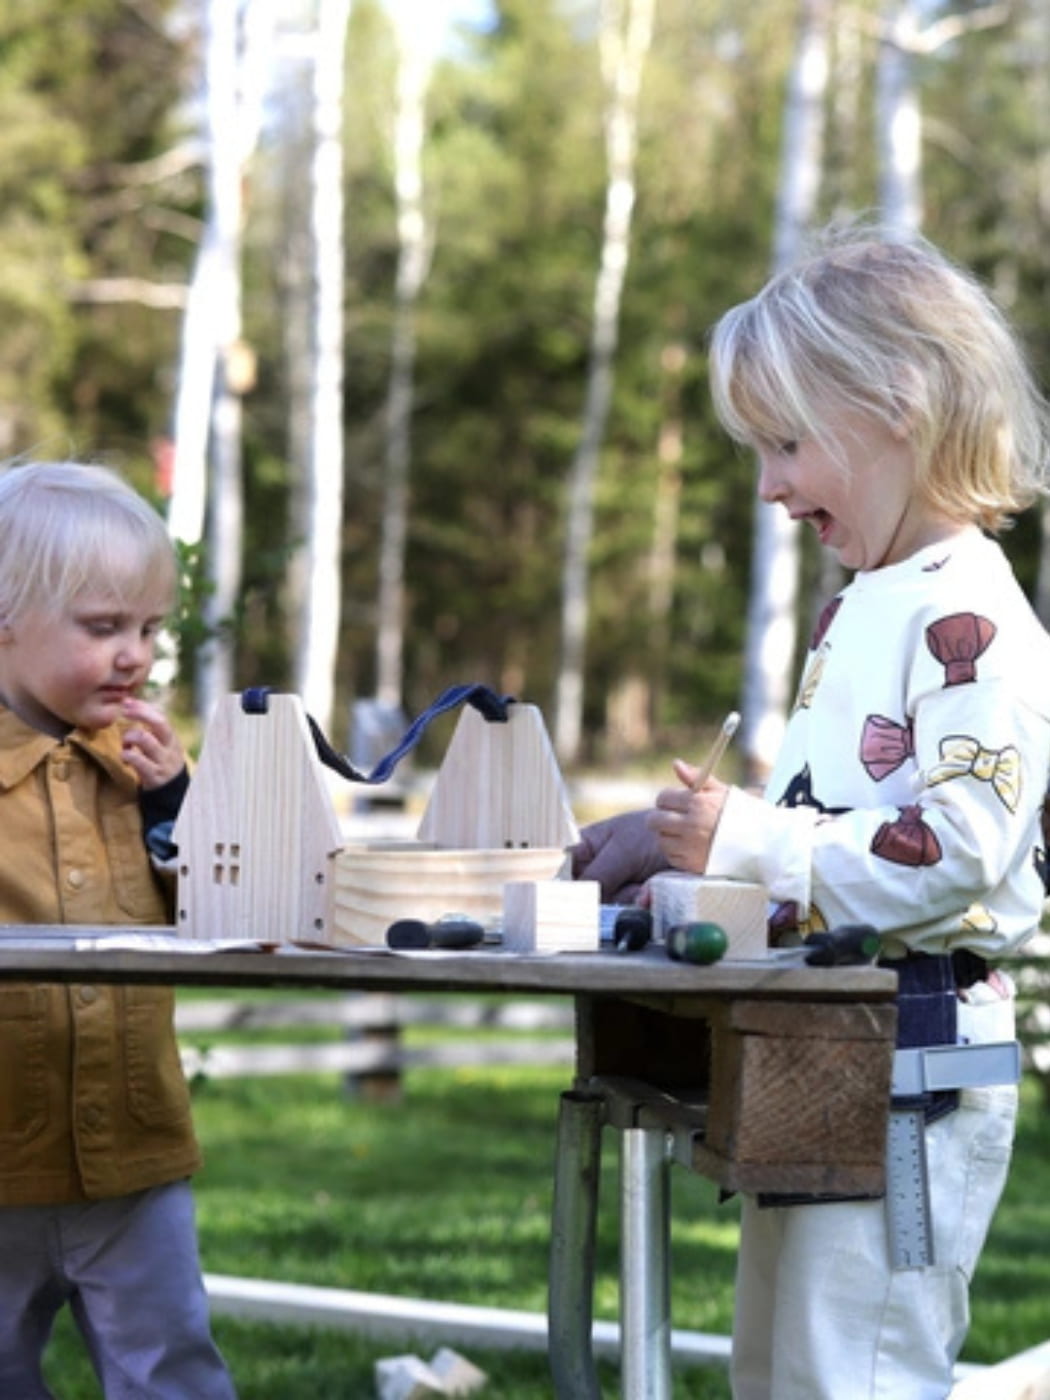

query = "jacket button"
[[67, 869, 85, 889], [78, 986, 98, 1006]]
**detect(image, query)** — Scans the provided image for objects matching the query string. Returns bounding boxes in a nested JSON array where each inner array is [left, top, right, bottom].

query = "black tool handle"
[[803, 924, 881, 966], [613, 906, 652, 953], [386, 918, 486, 951]]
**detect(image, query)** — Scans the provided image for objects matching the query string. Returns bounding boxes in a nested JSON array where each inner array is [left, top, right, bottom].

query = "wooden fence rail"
[[175, 993, 576, 1089], [175, 994, 575, 1036]]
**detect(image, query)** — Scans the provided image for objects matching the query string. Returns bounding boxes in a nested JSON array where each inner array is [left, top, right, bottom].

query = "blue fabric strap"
[[240, 684, 516, 786]]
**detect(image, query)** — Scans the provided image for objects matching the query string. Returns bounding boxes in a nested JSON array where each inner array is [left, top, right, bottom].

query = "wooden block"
[[649, 872, 768, 959], [373, 1349, 487, 1399], [698, 999, 897, 1195], [429, 1347, 487, 1395], [502, 879, 600, 953], [374, 1355, 446, 1400]]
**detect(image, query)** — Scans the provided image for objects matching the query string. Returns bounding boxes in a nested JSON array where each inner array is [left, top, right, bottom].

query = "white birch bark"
[[167, 0, 236, 551], [169, 0, 275, 721], [876, 0, 1011, 236], [270, 30, 315, 682], [740, 0, 830, 786], [197, 1, 277, 721], [1025, 3, 1050, 622], [876, 0, 923, 231], [294, 0, 352, 734], [281, 167, 315, 672], [375, 4, 441, 711], [195, 86, 243, 720], [554, 0, 655, 765]]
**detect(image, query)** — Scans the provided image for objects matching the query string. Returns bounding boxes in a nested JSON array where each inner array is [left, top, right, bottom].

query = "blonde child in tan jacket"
[[0, 463, 235, 1398]]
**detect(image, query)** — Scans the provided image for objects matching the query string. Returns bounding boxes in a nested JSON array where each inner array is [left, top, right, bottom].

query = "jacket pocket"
[[0, 986, 50, 1145], [100, 804, 168, 923], [123, 987, 193, 1129]]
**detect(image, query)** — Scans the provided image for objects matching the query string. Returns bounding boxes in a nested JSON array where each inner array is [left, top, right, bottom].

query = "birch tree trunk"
[[375, 4, 440, 712], [739, 0, 830, 787], [554, 0, 655, 765], [167, 0, 236, 554], [280, 105, 315, 675], [1025, 2, 1050, 621], [294, 0, 352, 735], [876, 0, 923, 232], [169, 0, 274, 722], [876, 0, 1011, 237]]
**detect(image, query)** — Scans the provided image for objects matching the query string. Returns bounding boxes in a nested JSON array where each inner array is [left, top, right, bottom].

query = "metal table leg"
[[620, 1125, 672, 1399], [549, 1089, 605, 1399]]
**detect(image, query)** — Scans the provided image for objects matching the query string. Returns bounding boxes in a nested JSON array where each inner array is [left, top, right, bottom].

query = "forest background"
[[2, 0, 1048, 780]]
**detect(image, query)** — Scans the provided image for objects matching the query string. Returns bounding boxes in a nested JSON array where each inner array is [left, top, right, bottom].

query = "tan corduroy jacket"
[[0, 705, 201, 1204]]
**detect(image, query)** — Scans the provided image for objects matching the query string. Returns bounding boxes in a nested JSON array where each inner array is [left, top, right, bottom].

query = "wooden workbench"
[[0, 931, 899, 1398]]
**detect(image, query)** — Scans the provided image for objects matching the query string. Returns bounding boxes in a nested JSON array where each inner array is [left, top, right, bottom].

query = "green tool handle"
[[803, 924, 881, 966]]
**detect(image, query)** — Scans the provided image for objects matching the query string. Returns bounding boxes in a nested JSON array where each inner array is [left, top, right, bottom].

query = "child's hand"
[[647, 762, 730, 874], [120, 696, 186, 790], [570, 810, 671, 903]]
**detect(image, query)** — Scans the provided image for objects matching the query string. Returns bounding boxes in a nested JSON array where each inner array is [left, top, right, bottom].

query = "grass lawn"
[[41, 1011, 1050, 1399]]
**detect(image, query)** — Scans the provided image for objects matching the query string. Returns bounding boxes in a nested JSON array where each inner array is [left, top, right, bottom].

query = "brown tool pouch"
[[754, 949, 987, 1209]]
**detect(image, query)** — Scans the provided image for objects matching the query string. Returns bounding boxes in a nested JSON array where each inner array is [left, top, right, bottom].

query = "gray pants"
[[0, 1180, 236, 1399]]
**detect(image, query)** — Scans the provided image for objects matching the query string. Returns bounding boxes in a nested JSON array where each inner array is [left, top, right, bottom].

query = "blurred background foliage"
[[0, 0, 1047, 763]]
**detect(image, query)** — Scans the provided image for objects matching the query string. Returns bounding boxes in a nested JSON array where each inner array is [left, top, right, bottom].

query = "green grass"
[[40, 1021, 1050, 1398], [965, 1074, 1050, 1364]]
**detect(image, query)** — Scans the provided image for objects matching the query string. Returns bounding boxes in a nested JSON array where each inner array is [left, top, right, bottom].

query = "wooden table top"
[[0, 927, 898, 1002]]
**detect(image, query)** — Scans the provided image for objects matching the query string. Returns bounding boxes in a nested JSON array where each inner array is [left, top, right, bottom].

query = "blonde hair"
[[709, 225, 1050, 533], [0, 462, 176, 622]]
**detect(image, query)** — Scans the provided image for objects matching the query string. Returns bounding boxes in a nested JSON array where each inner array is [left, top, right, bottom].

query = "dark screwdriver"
[[802, 924, 881, 966], [385, 917, 486, 950], [767, 924, 882, 967], [612, 906, 653, 953]]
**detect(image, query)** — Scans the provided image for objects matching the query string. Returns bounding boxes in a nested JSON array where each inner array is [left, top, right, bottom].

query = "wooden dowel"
[[689, 711, 740, 791]]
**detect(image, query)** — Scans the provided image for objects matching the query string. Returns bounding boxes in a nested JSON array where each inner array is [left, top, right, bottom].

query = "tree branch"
[[914, 1, 1012, 55], [849, 0, 1013, 55], [71, 140, 205, 192], [67, 278, 188, 310]]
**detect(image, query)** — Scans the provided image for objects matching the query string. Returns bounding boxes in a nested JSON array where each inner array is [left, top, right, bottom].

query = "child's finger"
[[672, 757, 700, 789]]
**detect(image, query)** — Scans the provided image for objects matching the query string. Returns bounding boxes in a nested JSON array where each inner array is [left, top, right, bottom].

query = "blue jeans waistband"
[[878, 950, 992, 1120]]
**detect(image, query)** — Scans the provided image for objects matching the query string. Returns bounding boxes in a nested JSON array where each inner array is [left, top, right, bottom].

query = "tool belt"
[[882, 949, 989, 1123], [755, 949, 988, 1209]]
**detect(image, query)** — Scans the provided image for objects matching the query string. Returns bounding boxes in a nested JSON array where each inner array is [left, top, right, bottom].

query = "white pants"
[[730, 991, 1018, 1400]]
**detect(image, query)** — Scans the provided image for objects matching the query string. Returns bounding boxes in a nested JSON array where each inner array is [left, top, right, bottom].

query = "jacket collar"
[[0, 705, 136, 793]]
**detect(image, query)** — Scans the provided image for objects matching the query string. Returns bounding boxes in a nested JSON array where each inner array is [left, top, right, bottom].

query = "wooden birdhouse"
[[173, 691, 581, 947]]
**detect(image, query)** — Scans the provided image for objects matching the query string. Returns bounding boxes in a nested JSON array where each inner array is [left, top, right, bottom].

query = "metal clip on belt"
[[886, 1040, 1021, 1270]]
